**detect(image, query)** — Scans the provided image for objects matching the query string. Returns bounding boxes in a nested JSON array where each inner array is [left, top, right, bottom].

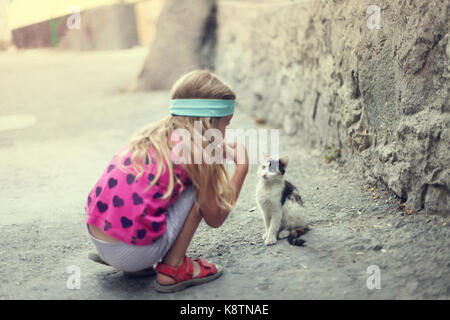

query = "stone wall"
[[215, 0, 449, 216]]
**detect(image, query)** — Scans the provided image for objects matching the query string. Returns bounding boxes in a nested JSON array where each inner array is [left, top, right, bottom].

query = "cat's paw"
[[264, 237, 277, 246]]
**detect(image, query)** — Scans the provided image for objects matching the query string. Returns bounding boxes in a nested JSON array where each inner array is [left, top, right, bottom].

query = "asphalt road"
[[0, 47, 448, 300]]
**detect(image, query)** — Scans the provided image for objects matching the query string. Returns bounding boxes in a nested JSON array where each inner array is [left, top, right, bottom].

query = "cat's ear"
[[280, 155, 289, 168], [262, 152, 270, 162]]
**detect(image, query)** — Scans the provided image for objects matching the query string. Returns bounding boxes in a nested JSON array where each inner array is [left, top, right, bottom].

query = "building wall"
[[7, 0, 163, 50], [135, 0, 166, 47], [215, 0, 449, 216], [0, 0, 11, 49], [5, 0, 141, 30], [57, 3, 139, 50]]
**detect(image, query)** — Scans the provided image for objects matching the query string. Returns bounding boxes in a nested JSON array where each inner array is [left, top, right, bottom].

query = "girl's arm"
[[200, 142, 249, 228]]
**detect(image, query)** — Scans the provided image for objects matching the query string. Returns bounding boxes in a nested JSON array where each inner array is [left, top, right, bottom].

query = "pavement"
[[0, 47, 449, 300]]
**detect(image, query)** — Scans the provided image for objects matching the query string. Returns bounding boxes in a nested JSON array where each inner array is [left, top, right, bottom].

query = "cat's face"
[[258, 156, 289, 182]]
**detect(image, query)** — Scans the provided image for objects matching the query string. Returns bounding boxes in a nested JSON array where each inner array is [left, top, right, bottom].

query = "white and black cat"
[[256, 155, 309, 246]]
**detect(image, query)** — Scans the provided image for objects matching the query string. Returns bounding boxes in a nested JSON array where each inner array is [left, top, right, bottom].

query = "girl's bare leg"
[[157, 205, 203, 285]]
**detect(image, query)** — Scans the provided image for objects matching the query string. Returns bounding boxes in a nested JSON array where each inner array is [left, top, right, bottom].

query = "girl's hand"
[[201, 141, 249, 228], [201, 141, 249, 229], [224, 141, 249, 169]]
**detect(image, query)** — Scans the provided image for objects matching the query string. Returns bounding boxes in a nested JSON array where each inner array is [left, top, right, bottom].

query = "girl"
[[85, 70, 249, 293]]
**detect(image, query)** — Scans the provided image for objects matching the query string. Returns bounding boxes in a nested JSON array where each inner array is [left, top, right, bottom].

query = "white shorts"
[[87, 185, 196, 272]]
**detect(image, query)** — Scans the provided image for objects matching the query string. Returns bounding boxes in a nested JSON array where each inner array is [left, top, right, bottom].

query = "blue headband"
[[169, 99, 235, 117]]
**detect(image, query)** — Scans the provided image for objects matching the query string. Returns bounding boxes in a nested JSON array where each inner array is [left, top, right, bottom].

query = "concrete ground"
[[0, 47, 448, 300]]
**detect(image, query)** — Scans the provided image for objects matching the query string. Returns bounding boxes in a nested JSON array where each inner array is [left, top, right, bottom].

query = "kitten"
[[255, 155, 309, 246]]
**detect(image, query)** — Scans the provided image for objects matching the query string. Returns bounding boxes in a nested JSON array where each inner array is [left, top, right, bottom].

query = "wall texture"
[[215, 0, 449, 216], [134, 0, 166, 47], [9, 3, 139, 50], [0, 0, 11, 49], [58, 3, 139, 50]]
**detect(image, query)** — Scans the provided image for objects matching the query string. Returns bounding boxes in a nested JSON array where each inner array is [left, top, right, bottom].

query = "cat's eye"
[[262, 166, 266, 169]]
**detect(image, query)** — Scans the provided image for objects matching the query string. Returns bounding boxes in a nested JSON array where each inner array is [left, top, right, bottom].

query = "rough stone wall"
[[215, 0, 449, 216]]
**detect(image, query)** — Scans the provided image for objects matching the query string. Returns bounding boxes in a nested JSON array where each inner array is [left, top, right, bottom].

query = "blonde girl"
[[85, 70, 249, 293]]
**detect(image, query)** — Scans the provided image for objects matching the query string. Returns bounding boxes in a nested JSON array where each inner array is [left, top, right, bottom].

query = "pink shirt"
[[85, 145, 192, 246]]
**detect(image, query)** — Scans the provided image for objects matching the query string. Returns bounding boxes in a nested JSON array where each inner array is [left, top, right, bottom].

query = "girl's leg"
[[157, 205, 203, 285]]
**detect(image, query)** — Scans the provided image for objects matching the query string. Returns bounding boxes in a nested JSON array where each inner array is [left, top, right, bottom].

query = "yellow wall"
[[0, 1, 11, 44], [134, 0, 165, 47], [6, 0, 141, 30]]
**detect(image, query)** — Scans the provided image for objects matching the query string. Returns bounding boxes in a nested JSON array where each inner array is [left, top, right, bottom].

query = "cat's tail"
[[283, 180, 304, 206], [287, 233, 307, 246], [292, 190, 304, 206]]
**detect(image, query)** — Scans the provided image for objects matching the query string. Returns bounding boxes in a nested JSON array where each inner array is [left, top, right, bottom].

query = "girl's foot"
[[154, 256, 222, 293], [156, 259, 200, 285]]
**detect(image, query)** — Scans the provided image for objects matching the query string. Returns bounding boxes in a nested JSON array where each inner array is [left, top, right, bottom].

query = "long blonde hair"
[[118, 70, 237, 212]]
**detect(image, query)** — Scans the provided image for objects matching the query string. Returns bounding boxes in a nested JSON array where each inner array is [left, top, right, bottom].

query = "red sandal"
[[154, 256, 223, 293]]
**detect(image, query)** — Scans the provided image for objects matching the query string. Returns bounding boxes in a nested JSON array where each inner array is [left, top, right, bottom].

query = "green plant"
[[324, 143, 341, 163]]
